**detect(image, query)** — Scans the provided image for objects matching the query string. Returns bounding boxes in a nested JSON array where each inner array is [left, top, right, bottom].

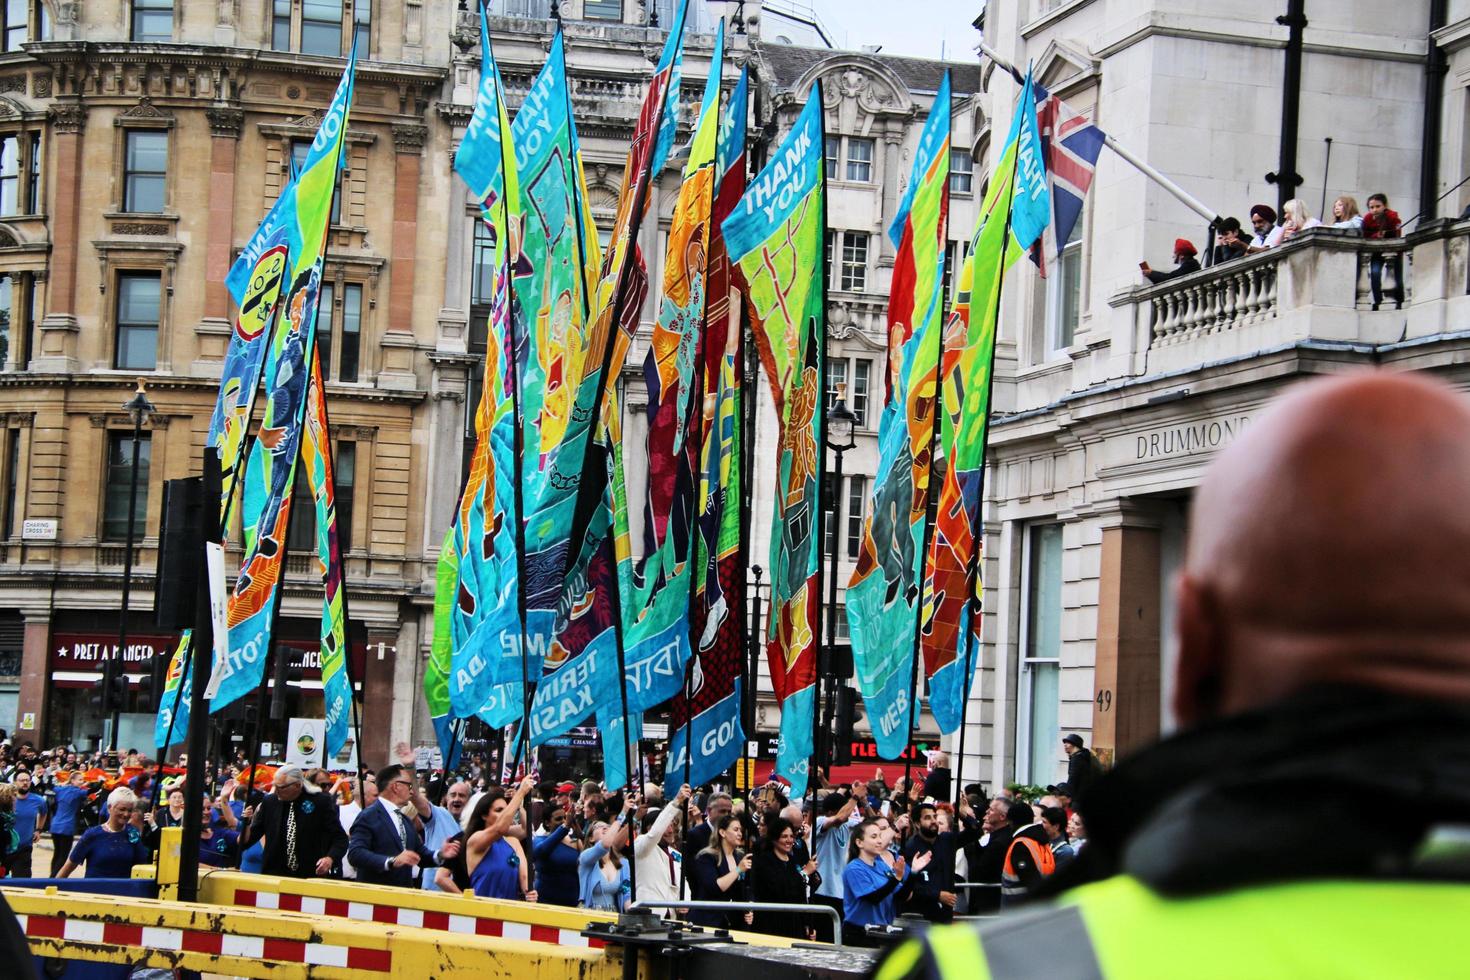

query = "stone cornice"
[[0, 372, 428, 405]]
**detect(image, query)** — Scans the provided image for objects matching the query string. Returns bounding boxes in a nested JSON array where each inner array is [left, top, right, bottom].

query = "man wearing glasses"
[[348, 764, 462, 888], [240, 764, 348, 879]]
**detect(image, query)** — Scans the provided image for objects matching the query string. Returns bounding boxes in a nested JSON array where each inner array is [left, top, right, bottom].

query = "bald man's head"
[[1175, 371, 1470, 726]]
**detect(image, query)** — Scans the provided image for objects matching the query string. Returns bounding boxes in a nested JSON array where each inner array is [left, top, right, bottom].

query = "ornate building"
[[0, 0, 978, 773]]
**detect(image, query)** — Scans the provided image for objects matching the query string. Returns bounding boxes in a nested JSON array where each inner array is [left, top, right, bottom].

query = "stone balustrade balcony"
[[1106, 224, 1464, 379]]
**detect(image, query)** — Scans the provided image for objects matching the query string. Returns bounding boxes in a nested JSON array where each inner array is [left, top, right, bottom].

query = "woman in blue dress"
[[465, 776, 535, 901], [532, 803, 583, 907], [57, 787, 151, 879], [578, 794, 635, 912]]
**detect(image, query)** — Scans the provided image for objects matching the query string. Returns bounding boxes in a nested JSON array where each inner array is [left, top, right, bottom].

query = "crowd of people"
[[0, 737, 1107, 948], [1142, 192, 1407, 309]]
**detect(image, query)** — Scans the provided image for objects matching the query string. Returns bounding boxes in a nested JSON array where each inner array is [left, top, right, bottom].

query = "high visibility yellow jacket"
[[876, 873, 1470, 980]]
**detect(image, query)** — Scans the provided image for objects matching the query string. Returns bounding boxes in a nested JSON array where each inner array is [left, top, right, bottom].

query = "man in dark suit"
[[241, 764, 348, 878], [681, 791, 731, 864], [347, 764, 461, 888]]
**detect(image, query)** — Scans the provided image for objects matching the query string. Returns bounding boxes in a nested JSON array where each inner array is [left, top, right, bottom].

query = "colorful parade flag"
[[721, 88, 826, 797], [444, 12, 525, 725], [925, 70, 1050, 732], [426, 527, 459, 763], [523, 0, 690, 753], [211, 44, 357, 713], [299, 355, 353, 758], [846, 72, 951, 760], [472, 28, 604, 698], [214, 186, 294, 523], [667, 64, 749, 793], [153, 634, 191, 751]]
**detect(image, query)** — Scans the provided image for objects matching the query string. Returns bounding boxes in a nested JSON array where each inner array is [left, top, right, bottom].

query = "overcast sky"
[[822, 2, 981, 62]]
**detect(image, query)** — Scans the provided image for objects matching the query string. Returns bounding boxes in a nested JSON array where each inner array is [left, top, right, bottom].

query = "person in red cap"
[[1140, 238, 1201, 284]]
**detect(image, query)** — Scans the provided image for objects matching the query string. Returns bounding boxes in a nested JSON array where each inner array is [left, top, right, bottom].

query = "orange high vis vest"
[[1001, 834, 1056, 899]]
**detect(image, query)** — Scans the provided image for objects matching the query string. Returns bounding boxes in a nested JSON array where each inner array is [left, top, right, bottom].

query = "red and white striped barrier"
[[229, 887, 608, 949], [14, 911, 394, 971]]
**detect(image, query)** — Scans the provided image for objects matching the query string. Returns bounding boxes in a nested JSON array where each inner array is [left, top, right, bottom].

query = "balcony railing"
[[1109, 223, 1465, 377]]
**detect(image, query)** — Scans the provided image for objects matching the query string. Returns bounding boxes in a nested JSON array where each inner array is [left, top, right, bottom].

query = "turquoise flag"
[[213, 44, 357, 713]]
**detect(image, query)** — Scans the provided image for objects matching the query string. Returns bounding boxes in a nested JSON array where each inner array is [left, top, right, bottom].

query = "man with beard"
[[902, 801, 982, 923], [9, 770, 44, 877], [876, 372, 1470, 978], [242, 764, 348, 878]]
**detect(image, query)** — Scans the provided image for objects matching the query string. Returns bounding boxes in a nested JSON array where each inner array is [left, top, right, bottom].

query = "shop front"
[[41, 612, 367, 755]]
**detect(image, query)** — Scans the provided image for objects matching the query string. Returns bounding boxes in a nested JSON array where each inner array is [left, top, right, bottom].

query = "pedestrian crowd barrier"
[[3, 885, 621, 978]]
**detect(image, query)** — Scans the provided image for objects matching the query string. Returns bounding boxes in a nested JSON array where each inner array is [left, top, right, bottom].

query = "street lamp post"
[[106, 379, 154, 754], [821, 388, 858, 774]]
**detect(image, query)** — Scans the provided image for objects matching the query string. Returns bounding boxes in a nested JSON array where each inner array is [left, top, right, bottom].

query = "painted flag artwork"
[[153, 633, 191, 751], [473, 28, 605, 699], [426, 527, 459, 763], [667, 65, 749, 793], [212, 44, 357, 714], [299, 356, 352, 758], [924, 70, 1051, 733], [721, 89, 826, 797], [846, 72, 951, 760], [213, 188, 294, 523], [444, 14, 525, 726], [523, 0, 690, 753]]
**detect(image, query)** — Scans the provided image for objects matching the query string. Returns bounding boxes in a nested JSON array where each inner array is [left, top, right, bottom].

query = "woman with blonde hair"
[[58, 786, 150, 879], [1280, 199, 1323, 241], [1331, 195, 1363, 231]]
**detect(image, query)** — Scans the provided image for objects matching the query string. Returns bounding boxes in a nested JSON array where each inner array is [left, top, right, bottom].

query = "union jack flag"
[[1028, 79, 1106, 276]]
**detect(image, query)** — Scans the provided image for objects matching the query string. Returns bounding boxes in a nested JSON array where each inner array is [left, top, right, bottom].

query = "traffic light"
[[89, 673, 128, 713], [136, 655, 162, 713], [832, 685, 858, 767]]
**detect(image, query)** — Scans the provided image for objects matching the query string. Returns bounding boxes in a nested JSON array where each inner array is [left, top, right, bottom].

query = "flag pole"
[[807, 75, 829, 815], [976, 41, 1221, 225], [241, 80, 351, 793], [901, 72, 954, 813], [485, 28, 536, 780], [949, 119, 1023, 808]]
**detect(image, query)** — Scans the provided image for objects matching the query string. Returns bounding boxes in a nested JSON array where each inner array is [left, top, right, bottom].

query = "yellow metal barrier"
[[151, 821, 805, 953], [3, 885, 623, 979]]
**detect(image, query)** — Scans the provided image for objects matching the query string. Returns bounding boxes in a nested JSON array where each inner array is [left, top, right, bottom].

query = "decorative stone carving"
[[392, 123, 428, 152], [117, 96, 173, 121], [0, 76, 24, 95], [4, 412, 32, 427], [0, 227, 18, 247], [112, 223, 169, 235], [433, 389, 466, 404], [31, 73, 50, 98], [46, 103, 85, 133], [205, 106, 243, 138]]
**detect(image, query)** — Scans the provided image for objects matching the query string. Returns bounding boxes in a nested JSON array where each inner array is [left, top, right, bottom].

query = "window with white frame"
[[824, 137, 839, 178], [845, 475, 866, 559], [839, 231, 868, 291], [845, 137, 874, 182], [824, 357, 872, 427], [1017, 523, 1064, 784], [950, 149, 973, 195], [1047, 221, 1083, 354], [583, 0, 621, 19]]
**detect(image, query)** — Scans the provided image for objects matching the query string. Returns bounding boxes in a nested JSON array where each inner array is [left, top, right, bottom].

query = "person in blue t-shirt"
[[49, 771, 91, 876], [57, 787, 151, 879], [198, 825, 239, 868], [841, 816, 929, 947], [10, 770, 46, 878]]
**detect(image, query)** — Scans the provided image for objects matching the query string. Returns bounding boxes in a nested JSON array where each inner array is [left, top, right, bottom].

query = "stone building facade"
[[956, 0, 1470, 794], [0, 0, 979, 770]]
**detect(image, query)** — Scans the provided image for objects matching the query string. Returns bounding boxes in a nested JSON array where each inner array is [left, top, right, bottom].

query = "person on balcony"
[[1140, 239, 1201, 284], [1212, 217, 1250, 264], [1247, 204, 1284, 251], [1331, 195, 1364, 232], [1363, 193, 1405, 310], [1279, 199, 1323, 242]]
